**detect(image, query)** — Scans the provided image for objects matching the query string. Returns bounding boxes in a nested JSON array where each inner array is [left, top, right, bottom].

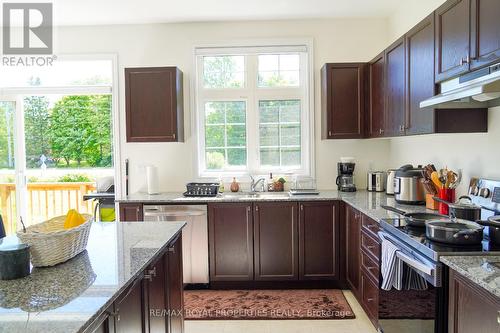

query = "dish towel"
[[380, 236, 428, 291], [380, 236, 404, 291]]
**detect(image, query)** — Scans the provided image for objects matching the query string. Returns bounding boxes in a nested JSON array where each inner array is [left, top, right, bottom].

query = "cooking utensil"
[[476, 215, 500, 245], [426, 218, 484, 245], [432, 195, 482, 221], [431, 171, 443, 190], [380, 205, 447, 227], [394, 165, 426, 205]]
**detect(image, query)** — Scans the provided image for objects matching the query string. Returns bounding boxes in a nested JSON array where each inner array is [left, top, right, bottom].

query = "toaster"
[[367, 171, 386, 192]]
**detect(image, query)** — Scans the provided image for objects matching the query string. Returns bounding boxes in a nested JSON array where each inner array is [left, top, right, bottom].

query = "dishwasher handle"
[[143, 208, 206, 217]]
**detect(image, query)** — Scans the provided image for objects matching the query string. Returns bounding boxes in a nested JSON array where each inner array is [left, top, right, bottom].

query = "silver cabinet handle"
[[328, 130, 332, 137]]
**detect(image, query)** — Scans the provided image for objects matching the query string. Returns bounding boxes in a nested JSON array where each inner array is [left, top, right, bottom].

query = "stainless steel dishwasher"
[[143, 205, 208, 284]]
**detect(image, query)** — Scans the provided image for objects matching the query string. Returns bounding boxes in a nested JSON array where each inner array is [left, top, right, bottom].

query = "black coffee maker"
[[336, 162, 356, 192]]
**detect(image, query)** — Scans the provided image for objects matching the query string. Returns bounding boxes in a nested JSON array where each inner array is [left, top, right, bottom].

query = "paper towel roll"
[[146, 166, 159, 195]]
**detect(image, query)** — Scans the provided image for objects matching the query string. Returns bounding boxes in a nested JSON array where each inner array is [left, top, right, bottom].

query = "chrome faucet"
[[250, 175, 266, 192]]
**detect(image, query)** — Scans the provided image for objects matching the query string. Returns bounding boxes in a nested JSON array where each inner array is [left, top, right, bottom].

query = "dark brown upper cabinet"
[[254, 202, 298, 281], [470, 0, 500, 70], [321, 63, 365, 139], [368, 52, 386, 138], [385, 37, 407, 137], [435, 0, 471, 82], [125, 67, 184, 142], [298, 201, 339, 280], [405, 13, 437, 135]]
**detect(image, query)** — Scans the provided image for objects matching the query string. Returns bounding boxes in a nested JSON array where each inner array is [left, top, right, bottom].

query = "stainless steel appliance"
[[336, 162, 356, 192], [143, 205, 209, 284], [367, 171, 386, 192], [386, 169, 396, 195], [394, 165, 425, 205], [377, 177, 500, 333], [420, 61, 500, 109]]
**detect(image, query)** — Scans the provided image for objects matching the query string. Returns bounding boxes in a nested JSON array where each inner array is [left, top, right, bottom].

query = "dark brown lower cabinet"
[[299, 201, 339, 280], [119, 203, 144, 222], [208, 203, 254, 281], [166, 235, 184, 333], [113, 278, 146, 333], [91, 235, 184, 333], [346, 205, 361, 296], [254, 202, 298, 281], [448, 269, 500, 333], [345, 204, 380, 328]]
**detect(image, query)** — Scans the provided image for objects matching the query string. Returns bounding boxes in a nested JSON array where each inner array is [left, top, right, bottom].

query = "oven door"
[[377, 232, 445, 333]]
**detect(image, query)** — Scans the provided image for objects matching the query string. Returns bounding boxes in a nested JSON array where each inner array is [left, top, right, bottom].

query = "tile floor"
[[185, 290, 377, 333]]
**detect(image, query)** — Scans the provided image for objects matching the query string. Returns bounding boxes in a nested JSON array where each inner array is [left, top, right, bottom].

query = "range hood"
[[420, 63, 500, 109]]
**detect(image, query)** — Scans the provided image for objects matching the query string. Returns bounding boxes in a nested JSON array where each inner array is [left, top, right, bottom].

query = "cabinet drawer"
[[361, 231, 380, 261], [361, 215, 379, 239], [361, 250, 379, 283], [361, 271, 379, 322]]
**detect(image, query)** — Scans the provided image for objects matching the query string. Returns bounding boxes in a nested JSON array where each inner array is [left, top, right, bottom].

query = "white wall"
[[54, 19, 392, 195], [388, 0, 500, 195]]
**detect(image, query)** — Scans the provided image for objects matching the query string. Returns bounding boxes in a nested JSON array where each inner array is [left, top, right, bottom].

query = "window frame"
[[193, 40, 314, 178]]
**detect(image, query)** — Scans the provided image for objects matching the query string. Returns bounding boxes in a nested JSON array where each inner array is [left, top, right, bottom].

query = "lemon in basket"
[[63, 209, 86, 229]]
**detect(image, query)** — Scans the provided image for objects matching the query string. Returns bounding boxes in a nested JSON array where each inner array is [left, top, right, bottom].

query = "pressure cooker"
[[394, 164, 426, 205]]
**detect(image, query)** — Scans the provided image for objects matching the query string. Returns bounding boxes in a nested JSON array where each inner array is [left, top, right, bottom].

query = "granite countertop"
[[0, 221, 185, 333], [117, 189, 433, 223], [440, 256, 500, 299]]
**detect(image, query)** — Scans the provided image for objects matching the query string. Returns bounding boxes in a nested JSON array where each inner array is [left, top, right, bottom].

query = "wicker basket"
[[17, 214, 93, 267]]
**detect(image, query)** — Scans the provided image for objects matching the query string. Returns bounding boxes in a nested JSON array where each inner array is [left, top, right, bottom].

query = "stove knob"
[[479, 188, 491, 198]]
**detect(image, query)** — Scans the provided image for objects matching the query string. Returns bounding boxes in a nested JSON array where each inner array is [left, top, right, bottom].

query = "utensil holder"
[[438, 188, 456, 215], [426, 194, 439, 210]]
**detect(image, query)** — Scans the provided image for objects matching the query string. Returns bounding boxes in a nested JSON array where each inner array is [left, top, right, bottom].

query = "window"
[[0, 57, 116, 233], [195, 44, 312, 176]]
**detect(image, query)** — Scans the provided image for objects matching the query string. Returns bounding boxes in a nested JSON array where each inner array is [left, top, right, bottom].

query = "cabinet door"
[[368, 53, 385, 137], [321, 64, 365, 139], [346, 205, 361, 296], [361, 271, 379, 327], [254, 202, 298, 281], [449, 270, 500, 333], [144, 256, 167, 333], [166, 235, 184, 333], [114, 278, 146, 333], [119, 203, 143, 222], [406, 13, 437, 135], [298, 201, 339, 280], [125, 67, 183, 142], [470, 0, 500, 70], [208, 203, 254, 281], [435, 0, 471, 82], [385, 37, 406, 137]]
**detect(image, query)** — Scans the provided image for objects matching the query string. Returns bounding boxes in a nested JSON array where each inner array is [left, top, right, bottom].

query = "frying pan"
[[476, 215, 500, 245], [380, 205, 448, 227]]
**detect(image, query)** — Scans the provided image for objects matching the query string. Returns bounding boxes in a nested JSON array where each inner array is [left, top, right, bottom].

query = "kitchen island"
[[0, 221, 185, 333]]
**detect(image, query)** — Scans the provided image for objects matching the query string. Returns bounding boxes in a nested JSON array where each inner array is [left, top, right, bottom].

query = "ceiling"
[[52, 0, 437, 26]]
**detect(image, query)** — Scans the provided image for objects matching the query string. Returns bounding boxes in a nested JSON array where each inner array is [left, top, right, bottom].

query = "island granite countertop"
[[440, 255, 500, 299], [117, 189, 433, 223], [0, 221, 185, 333]]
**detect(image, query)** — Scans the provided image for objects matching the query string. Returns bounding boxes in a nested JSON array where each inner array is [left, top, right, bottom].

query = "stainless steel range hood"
[[420, 63, 500, 109]]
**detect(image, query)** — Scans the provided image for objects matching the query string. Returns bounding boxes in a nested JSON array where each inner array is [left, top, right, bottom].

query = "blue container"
[[0, 240, 30, 280]]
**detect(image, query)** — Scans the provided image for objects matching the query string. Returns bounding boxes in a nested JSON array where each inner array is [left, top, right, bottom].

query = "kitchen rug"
[[184, 289, 355, 320]]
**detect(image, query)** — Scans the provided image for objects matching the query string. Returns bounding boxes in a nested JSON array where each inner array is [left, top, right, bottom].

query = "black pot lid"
[[488, 216, 500, 226]]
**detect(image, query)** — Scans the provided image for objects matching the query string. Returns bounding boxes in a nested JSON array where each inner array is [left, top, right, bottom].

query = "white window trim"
[[191, 38, 315, 179]]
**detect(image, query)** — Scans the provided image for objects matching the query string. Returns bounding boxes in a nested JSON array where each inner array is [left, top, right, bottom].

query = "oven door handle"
[[396, 251, 434, 276]]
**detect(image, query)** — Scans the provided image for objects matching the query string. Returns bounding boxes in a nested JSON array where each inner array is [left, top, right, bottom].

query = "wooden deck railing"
[[0, 182, 96, 235]]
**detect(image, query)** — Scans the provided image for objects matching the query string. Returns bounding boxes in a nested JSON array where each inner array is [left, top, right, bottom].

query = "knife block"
[[426, 194, 439, 210]]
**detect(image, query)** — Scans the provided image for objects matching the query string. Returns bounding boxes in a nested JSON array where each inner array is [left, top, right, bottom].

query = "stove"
[[380, 218, 500, 261], [380, 177, 500, 261], [377, 178, 500, 333]]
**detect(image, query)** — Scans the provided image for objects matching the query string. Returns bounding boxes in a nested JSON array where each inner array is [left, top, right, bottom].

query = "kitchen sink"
[[221, 192, 290, 200]]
